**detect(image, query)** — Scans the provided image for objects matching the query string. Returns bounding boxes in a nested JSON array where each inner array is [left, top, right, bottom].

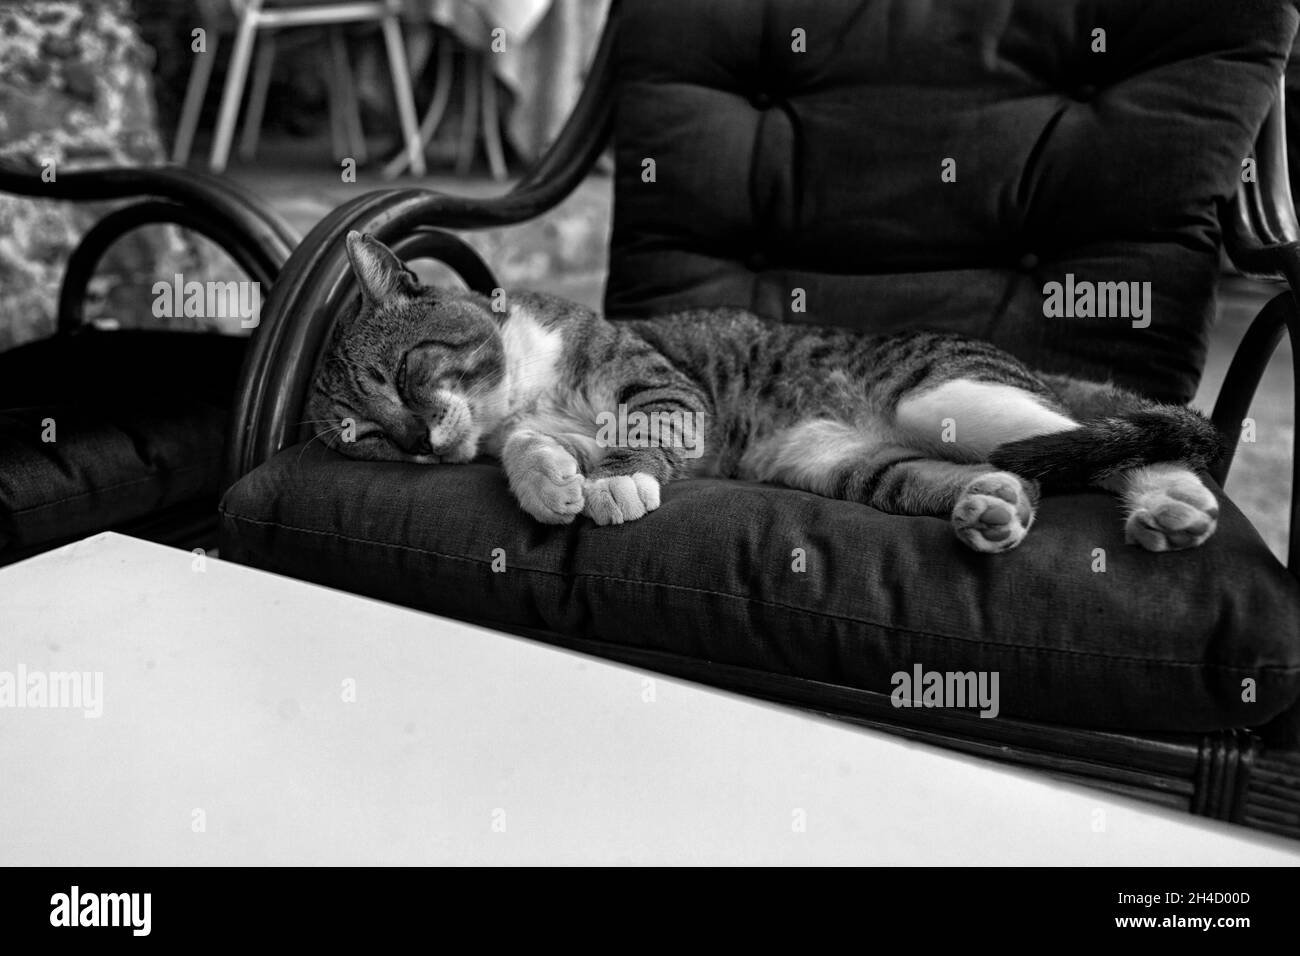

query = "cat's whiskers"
[[297, 422, 346, 465]]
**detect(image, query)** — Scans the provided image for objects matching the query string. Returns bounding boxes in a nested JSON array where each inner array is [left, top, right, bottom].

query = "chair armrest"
[[1209, 289, 1299, 575], [56, 199, 289, 333], [222, 1, 622, 486], [0, 160, 298, 276]]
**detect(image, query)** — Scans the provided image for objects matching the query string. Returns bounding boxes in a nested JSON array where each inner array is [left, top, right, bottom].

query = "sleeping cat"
[[308, 231, 1223, 553]]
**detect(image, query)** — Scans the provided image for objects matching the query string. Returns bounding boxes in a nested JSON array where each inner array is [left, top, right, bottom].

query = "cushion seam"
[[219, 508, 1300, 674]]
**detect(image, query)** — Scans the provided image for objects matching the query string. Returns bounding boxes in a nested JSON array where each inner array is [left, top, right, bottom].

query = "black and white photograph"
[[0, 0, 1298, 911]]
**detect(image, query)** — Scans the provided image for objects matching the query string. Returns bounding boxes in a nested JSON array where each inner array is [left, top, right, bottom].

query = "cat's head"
[[307, 232, 508, 463]]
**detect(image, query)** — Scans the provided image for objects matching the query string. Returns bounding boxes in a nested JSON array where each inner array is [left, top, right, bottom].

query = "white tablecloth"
[[407, 0, 611, 160]]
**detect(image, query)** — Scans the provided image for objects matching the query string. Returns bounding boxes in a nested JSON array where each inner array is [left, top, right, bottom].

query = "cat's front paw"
[[1124, 467, 1218, 552], [509, 448, 585, 524], [582, 473, 660, 526], [952, 471, 1036, 554]]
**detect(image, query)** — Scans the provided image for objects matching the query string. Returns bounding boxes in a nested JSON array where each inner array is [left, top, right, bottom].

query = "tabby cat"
[[308, 232, 1223, 554]]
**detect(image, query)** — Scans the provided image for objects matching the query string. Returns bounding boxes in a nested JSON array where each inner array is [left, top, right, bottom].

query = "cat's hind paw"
[[952, 471, 1036, 554], [1124, 466, 1218, 552], [582, 473, 660, 526]]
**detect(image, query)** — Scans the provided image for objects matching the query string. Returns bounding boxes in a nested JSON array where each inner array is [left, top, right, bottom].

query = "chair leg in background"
[[329, 28, 368, 166], [382, 28, 454, 179], [479, 51, 507, 181], [322, 31, 349, 162], [456, 50, 481, 177], [209, 10, 259, 172], [172, 25, 220, 164], [380, 13, 425, 177], [238, 31, 277, 163]]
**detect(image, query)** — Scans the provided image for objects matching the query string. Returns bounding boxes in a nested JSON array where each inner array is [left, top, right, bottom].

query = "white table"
[[1, 532, 1296, 865]]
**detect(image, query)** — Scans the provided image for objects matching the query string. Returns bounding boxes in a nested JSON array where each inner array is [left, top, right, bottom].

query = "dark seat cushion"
[[220, 444, 1300, 735], [605, 0, 1298, 402], [0, 330, 247, 558]]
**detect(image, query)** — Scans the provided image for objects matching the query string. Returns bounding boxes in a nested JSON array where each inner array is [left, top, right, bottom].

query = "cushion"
[[220, 443, 1300, 735], [605, 0, 1298, 402], [0, 330, 246, 559]]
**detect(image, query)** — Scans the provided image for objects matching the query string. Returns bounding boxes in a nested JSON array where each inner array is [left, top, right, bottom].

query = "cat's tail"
[[988, 406, 1224, 488]]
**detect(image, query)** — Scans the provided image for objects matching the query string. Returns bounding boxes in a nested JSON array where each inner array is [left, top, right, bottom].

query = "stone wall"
[[0, 0, 235, 353]]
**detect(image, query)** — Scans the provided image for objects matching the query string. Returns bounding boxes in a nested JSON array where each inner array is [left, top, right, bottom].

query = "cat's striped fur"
[[309, 233, 1223, 553]]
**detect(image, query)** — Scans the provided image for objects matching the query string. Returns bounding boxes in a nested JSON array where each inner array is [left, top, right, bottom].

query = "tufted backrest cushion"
[[604, 0, 1298, 402]]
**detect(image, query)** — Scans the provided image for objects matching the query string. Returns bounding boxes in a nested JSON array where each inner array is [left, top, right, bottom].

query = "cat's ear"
[[345, 231, 418, 303]]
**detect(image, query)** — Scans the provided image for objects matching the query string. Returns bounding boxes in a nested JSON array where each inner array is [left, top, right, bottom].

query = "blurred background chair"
[[159, 0, 610, 181], [171, 0, 425, 175], [380, 23, 505, 180]]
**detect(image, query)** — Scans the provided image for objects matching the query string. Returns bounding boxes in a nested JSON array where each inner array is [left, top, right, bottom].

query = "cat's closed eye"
[[337, 429, 399, 458]]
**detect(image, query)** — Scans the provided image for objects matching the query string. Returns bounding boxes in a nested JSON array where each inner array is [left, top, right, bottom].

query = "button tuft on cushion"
[[751, 91, 774, 110], [1018, 252, 1040, 270]]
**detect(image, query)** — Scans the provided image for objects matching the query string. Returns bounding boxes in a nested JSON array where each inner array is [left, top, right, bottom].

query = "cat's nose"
[[395, 422, 433, 455], [426, 399, 467, 452]]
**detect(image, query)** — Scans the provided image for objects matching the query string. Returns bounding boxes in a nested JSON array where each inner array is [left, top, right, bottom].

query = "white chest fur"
[[500, 302, 566, 408], [487, 302, 608, 466]]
